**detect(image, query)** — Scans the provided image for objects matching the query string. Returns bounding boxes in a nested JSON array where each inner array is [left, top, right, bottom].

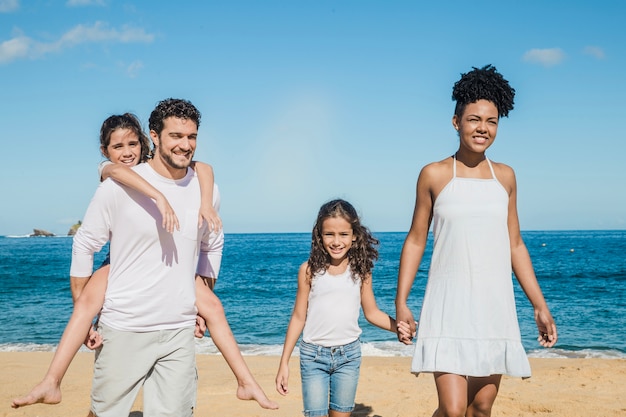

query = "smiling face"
[[101, 128, 141, 167], [150, 116, 197, 177], [321, 216, 356, 266], [452, 99, 499, 154]]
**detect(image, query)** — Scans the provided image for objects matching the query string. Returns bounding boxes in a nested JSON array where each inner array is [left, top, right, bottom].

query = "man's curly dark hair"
[[148, 98, 202, 135], [452, 65, 515, 118]]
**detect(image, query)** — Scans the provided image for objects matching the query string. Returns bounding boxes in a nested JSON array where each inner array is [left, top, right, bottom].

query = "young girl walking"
[[276, 199, 412, 417], [12, 113, 278, 411], [395, 65, 558, 417]]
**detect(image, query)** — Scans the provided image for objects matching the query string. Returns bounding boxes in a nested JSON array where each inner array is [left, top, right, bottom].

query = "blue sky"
[[1, 0, 625, 236]]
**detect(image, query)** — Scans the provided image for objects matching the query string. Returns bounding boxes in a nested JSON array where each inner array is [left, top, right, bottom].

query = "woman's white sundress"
[[411, 156, 531, 378]]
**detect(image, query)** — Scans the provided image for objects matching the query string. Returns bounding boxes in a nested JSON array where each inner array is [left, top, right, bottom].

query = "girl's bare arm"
[[190, 161, 222, 232], [275, 263, 310, 395], [101, 163, 179, 233]]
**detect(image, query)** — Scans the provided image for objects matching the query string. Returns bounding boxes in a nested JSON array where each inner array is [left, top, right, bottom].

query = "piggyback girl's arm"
[[101, 162, 179, 233]]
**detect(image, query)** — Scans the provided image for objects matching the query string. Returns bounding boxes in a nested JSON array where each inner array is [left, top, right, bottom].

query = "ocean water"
[[0, 231, 625, 359]]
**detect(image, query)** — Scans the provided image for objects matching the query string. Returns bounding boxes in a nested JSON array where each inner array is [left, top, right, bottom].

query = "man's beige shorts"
[[91, 324, 197, 417]]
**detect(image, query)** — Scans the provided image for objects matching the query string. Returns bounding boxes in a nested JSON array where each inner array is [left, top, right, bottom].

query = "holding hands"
[[396, 319, 416, 345], [396, 304, 417, 344]]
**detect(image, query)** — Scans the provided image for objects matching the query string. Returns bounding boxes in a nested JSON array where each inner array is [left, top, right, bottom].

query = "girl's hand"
[[397, 320, 417, 345], [155, 194, 180, 233], [396, 304, 417, 343], [535, 308, 558, 348], [198, 204, 222, 233], [275, 365, 290, 396]]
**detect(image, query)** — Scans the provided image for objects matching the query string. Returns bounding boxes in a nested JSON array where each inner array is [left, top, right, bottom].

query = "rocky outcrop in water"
[[30, 229, 55, 237], [67, 221, 82, 236]]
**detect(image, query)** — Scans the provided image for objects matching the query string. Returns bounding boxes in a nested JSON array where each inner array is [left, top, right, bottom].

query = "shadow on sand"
[[127, 404, 379, 417], [353, 402, 382, 417]]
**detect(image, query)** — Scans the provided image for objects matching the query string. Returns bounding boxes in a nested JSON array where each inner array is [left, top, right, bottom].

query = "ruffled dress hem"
[[410, 337, 531, 378]]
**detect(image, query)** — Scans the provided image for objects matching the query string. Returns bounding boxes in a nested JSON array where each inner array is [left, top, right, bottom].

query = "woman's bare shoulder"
[[491, 160, 517, 191], [420, 156, 453, 186]]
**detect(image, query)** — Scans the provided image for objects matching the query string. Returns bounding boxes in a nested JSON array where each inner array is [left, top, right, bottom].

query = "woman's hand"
[[396, 304, 417, 344], [396, 319, 417, 345], [535, 308, 558, 348]]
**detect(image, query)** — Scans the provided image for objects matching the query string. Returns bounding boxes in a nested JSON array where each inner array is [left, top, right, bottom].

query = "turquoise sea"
[[0, 231, 625, 359]]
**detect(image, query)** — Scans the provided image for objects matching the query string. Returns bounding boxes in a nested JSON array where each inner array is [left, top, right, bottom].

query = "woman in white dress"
[[395, 65, 558, 417]]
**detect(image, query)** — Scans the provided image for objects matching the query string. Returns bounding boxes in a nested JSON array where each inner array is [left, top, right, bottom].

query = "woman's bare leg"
[[432, 372, 468, 417], [466, 375, 501, 417]]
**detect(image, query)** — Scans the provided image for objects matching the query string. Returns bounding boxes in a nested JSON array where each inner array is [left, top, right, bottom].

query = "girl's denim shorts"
[[299, 338, 362, 417]]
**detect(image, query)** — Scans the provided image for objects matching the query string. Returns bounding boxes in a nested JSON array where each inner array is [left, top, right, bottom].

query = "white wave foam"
[[196, 340, 414, 357], [0, 343, 57, 352], [3, 342, 624, 360], [361, 341, 416, 357], [527, 348, 626, 359]]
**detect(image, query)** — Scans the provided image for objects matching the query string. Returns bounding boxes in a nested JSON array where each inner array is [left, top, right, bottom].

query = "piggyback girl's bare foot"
[[11, 377, 62, 408], [237, 381, 279, 410]]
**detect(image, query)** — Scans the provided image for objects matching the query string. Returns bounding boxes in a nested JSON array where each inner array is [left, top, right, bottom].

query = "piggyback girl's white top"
[[302, 266, 362, 347]]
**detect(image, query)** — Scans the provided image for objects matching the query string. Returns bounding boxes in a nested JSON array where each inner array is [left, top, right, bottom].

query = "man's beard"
[[157, 144, 192, 170]]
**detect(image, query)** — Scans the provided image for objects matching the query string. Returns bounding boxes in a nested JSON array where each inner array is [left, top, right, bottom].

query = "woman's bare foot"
[[11, 377, 62, 408], [236, 381, 279, 410]]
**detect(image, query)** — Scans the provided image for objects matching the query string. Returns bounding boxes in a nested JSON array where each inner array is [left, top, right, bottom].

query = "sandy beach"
[[3, 352, 625, 417]]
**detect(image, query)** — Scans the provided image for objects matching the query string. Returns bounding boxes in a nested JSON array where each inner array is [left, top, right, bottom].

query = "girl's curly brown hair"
[[307, 199, 379, 283]]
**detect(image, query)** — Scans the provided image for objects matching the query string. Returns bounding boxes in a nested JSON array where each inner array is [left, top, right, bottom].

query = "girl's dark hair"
[[99, 113, 151, 162], [308, 199, 379, 283], [452, 64, 515, 118]]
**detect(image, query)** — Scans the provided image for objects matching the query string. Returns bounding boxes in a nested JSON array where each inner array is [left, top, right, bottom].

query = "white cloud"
[[66, 0, 106, 6], [60, 22, 154, 44], [125, 60, 144, 78], [522, 48, 566, 67], [0, 22, 154, 64], [0, 36, 30, 63], [0, 0, 18, 13], [583, 46, 605, 60]]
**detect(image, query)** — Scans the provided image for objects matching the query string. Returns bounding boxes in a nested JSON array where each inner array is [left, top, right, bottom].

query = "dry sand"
[[3, 352, 625, 416]]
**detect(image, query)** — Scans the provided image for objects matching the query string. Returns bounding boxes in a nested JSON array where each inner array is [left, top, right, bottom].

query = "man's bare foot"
[[236, 381, 279, 410], [11, 378, 61, 408]]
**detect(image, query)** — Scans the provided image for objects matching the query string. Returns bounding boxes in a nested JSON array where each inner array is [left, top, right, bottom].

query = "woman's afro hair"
[[452, 64, 515, 118]]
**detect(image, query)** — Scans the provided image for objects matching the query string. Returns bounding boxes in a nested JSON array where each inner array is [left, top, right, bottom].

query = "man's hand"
[[195, 315, 207, 338], [84, 326, 103, 350]]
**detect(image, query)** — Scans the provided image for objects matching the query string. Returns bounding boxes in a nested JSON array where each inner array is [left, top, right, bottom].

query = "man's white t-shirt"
[[71, 163, 223, 332]]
